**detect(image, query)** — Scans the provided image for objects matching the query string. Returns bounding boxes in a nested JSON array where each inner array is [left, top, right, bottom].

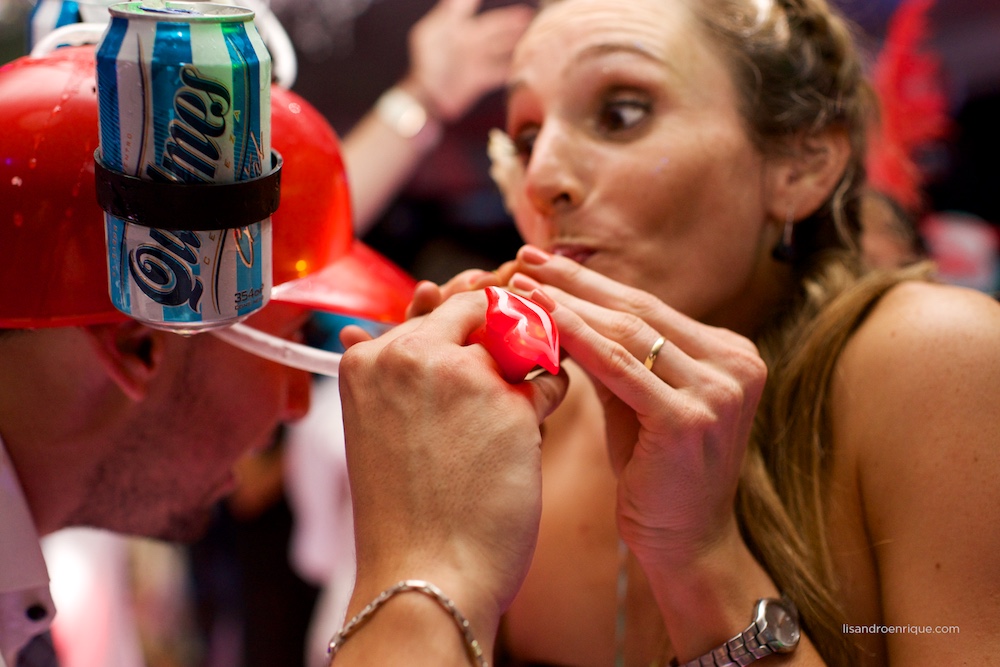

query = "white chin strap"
[[212, 323, 342, 378]]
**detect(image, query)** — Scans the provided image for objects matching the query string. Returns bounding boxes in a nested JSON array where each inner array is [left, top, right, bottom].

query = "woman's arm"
[[507, 245, 830, 665], [832, 281, 1000, 665]]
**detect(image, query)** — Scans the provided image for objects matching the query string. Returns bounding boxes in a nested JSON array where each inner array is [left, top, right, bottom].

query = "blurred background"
[[842, 0, 1000, 231], [3, 0, 999, 283]]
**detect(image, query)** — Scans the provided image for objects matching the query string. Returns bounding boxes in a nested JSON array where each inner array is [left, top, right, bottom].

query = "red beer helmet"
[[0, 45, 415, 328]]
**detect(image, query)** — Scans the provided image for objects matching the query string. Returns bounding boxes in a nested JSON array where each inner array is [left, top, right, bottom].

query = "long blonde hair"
[[746, 255, 932, 664], [686, 1, 932, 662]]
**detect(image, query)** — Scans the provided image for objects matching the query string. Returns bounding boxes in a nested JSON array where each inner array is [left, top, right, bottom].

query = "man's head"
[[0, 46, 413, 539], [0, 306, 312, 540]]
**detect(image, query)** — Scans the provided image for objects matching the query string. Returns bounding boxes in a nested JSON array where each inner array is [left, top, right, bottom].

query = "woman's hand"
[[506, 246, 800, 662], [509, 246, 767, 568]]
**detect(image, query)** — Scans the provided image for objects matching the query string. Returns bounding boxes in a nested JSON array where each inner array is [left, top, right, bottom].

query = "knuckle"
[[605, 341, 637, 377], [337, 344, 367, 381], [380, 332, 436, 376], [620, 288, 662, 321], [606, 311, 648, 344], [733, 345, 768, 392], [696, 370, 751, 420], [712, 329, 768, 387]]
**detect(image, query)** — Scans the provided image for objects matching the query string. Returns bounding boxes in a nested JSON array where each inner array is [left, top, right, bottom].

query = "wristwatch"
[[671, 597, 800, 667]]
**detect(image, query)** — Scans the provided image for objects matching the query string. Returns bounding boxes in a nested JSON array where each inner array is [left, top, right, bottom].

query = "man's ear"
[[83, 321, 165, 402], [764, 125, 852, 224]]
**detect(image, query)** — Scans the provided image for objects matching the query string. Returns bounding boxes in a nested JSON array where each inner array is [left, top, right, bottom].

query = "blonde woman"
[[387, 0, 1000, 665]]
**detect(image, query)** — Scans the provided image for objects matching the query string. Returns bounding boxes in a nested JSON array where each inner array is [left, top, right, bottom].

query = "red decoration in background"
[[470, 286, 560, 383], [867, 0, 951, 213]]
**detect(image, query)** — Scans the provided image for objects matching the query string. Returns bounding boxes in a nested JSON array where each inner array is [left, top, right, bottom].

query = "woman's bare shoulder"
[[838, 280, 1000, 386], [832, 279, 1000, 514], [831, 279, 1000, 464], [828, 282, 1000, 662]]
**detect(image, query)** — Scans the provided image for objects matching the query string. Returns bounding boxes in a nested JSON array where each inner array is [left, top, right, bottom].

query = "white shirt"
[[0, 436, 56, 667], [284, 377, 357, 667]]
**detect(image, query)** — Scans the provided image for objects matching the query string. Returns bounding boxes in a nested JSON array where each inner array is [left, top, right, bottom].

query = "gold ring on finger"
[[644, 335, 667, 371]]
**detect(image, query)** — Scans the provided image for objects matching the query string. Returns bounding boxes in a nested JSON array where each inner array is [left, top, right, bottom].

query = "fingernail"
[[519, 245, 551, 265], [530, 288, 557, 312], [509, 272, 542, 293]]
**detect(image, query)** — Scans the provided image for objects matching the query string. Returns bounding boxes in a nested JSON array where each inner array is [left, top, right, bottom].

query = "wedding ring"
[[644, 336, 666, 370]]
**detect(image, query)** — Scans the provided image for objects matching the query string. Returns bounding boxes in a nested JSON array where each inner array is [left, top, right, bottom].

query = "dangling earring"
[[771, 208, 797, 263]]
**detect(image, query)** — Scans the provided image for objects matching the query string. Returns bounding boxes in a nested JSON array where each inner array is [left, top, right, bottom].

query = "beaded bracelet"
[[327, 580, 488, 666]]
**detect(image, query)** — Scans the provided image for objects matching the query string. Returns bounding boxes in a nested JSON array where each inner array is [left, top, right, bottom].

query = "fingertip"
[[407, 281, 444, 319], [528, 367, 570, 422], [415, 279, 442, 293], [517, 244, 552, 266], [339, 325, 374, 349], [494, 259, 518, 284]]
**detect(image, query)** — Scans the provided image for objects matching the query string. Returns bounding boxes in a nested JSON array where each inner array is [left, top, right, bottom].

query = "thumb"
[[525, 368, 569, 424]]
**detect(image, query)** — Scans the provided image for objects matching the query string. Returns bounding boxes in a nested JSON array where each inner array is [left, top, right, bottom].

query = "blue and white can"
[[96, 1, 272, 333]]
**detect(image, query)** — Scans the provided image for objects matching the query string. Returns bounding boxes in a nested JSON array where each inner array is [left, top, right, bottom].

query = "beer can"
[[96, 1, 273, 333]]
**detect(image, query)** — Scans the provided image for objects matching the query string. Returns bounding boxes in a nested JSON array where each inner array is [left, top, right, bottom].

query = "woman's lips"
[[550, 245, 596, 265]]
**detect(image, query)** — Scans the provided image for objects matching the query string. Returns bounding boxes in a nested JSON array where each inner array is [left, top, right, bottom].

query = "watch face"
[[764, 601, 801, 651]]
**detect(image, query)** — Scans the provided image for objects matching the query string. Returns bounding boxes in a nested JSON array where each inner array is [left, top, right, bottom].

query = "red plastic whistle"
[[470, 286, 560, 383]]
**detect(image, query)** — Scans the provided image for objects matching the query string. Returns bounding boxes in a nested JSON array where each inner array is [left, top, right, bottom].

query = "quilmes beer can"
[[95, 1, 274, 333]]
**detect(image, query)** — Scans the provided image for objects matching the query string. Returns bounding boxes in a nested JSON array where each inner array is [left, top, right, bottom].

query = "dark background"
[[265, 0, 1000, 277]]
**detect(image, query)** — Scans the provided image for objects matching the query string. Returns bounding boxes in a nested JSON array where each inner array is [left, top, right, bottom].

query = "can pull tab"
[[468, 286, 561, 383]]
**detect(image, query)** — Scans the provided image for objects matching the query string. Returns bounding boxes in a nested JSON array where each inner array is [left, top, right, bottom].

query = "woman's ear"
[[83, 321, 165, 402], [764, 125, 852, 223]]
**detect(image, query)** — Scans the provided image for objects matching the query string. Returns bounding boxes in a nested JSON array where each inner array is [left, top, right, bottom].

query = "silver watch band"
[[674, 624, 775, 667], [670, 597, 798, 667]]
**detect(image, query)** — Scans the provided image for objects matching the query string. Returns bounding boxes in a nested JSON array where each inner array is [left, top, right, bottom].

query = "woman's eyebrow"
[[507, 40, 668, 97]]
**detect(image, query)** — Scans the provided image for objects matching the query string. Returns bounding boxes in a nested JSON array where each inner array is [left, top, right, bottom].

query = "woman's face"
[[506, 0, 783, 328]]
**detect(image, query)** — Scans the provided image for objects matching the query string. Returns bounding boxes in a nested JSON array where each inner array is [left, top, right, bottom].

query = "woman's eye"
[[598, 98, 649, 133], [512, 127, 538, 161]]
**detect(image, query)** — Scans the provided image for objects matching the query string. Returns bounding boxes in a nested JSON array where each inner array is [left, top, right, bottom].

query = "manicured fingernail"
[[509, 272, 542, 293], [530, 288, 557, 312], [519, 245, 551, 265]]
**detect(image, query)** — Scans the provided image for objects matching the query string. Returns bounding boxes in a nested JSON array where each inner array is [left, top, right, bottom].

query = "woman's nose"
[[523, 124, 585, 216]]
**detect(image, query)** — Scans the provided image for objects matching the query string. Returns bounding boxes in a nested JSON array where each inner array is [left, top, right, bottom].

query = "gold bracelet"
[[327, 580, 488, 666]]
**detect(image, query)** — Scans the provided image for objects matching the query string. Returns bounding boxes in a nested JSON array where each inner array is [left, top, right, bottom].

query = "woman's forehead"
[[516, 0, 708, 67], [512, 0, 729, 93]]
